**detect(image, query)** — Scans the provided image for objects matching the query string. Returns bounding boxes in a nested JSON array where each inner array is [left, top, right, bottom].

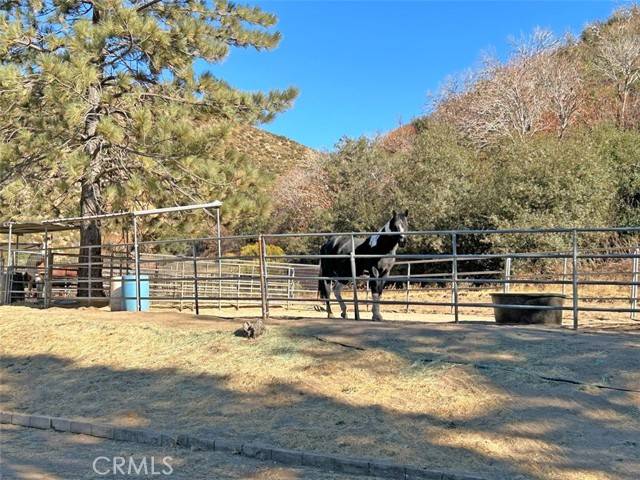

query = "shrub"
[[240, 242, 285, 258]]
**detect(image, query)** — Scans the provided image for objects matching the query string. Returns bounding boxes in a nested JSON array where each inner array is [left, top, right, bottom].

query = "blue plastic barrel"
[[122, 274, 150, 312]]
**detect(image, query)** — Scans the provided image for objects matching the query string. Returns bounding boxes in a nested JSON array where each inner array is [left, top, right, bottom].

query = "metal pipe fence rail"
[[254, 228, 640, 329], [1, 226, 639, 329], [0, 244, 308, 311]]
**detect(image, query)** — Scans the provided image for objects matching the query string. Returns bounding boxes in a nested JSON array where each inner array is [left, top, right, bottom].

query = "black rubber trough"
[[490, 293, 566, 325]]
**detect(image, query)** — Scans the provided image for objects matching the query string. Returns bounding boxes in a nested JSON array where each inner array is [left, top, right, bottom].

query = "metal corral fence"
[[0, 240, 315, 311], [1, 226, 639, 329]]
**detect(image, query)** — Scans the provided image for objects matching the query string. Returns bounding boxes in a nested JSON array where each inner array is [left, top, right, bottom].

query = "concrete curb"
[[0, 411, 487, 480]]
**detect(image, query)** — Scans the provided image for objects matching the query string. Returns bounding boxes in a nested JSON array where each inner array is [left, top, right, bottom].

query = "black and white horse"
[[318, 210, 409, 321]]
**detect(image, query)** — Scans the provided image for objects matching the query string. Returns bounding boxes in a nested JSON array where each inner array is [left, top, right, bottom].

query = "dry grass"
[[1, 306, 639, 480]]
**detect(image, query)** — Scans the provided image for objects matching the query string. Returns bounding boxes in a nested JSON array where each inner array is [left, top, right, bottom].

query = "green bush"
[[592, 126, 640, 228], [322, 122, 634, 256], [480, 130, 617, 252]]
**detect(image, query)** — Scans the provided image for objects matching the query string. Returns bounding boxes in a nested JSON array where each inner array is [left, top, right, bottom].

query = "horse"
[[7, 271, 32, 303], [318, 209, 409, 321]]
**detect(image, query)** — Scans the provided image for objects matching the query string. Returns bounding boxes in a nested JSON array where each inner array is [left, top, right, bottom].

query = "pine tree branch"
[[0, 153, 48, 187], [136, 0, 163, 12], [0, 0, 291, 228]]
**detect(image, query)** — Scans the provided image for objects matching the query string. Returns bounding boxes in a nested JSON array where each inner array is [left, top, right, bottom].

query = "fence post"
[[286, 267, 293, 310], [452, 233, 459, 323], [192, 243, 200, 315], [631, 248, 639, 321], [179, 262, 185, 312], [109, 250, 114, 286], [132, 215, 141, 312], [5, 222, 12, 304], [349, 234, 361, 321], [203, 262, 209, 307], [41, 227, 49, 308], [42, 240, 47, 307], [171, 262, 177, 307], [216, 208, 222, 310], [405, 263, 411, 313], [88, 245, 92, 305], [561, 257, 568, 296], [450, 272, 455, 314], [236, 264, 241, 310], [250, 265, 255, 296], [46, 251, 54, 305], [6, 223, 12, 271], [258, 234, 269, 321], [503, 257, 511, 293], [365, 275, 370, 312], [572, 230, 579, 330]]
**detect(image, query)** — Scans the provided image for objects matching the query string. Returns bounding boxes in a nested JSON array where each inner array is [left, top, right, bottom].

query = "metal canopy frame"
[[1, 201, 223, 309], [1, 201, 223, 234], [38, 201, 223, 225], [0, 222, 77, 235]]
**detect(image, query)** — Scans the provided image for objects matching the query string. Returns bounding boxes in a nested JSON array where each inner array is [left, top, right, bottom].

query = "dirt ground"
[[169, 283, 640, 330], [1, 306, 639, 480], [0, 424, 369, 480]]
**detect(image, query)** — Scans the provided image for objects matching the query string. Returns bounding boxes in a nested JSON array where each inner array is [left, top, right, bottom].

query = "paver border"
[[0, 410, 488, 480]]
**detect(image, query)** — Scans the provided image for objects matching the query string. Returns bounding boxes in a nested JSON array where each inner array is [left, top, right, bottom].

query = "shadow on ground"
[[1, 313, 639, 480], [0, 424, 368, 480]]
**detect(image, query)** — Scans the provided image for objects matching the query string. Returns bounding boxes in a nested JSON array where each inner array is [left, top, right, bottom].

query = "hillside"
[[223, 123, 330, 235], [381, 5, 640, 152], [228, 124, 319, 175]]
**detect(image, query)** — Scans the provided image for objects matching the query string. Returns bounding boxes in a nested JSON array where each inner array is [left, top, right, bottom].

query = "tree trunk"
[[77, 84, 105, 298], [77, 177, 105, 298], [619, 88, 629, 129], [77, 4, 107, 299]]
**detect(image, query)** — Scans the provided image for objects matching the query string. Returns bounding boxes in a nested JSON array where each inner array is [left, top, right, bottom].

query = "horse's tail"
[[317, 261, 330, 300], [318, 279, 331, 300]]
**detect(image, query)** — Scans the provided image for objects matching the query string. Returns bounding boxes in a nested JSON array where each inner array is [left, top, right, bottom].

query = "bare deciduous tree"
[[535, 43, 583, 138], [433, 28, 586, 146], [269, 151, 332, 233], [591, 17, 640, 128]]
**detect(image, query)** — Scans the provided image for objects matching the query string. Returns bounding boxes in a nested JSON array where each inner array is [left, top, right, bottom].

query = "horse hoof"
[[341, 313, 348, 320], [327, 313, 335, 319], [372, 315, 383, 322]]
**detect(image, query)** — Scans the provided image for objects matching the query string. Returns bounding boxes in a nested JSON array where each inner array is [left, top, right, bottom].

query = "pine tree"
[[0, 0, 297, 296]]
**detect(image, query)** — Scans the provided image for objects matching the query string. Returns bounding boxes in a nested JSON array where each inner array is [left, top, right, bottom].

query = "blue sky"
[[206, 1, 626, 150]]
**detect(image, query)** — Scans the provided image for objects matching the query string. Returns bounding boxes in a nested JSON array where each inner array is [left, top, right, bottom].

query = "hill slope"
[[382, 5, 640, 151], [228, 124, 318, 174]]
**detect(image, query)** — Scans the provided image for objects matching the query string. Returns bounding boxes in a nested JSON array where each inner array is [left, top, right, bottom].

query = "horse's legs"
[[324, 280, 335, 318], [370, 291, 383, 321], [334, 282, 348, 319], [369, 267, 386, 321]]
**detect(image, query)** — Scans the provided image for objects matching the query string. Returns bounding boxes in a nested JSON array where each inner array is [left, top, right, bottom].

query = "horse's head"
[[390, 209, 409, 247]]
